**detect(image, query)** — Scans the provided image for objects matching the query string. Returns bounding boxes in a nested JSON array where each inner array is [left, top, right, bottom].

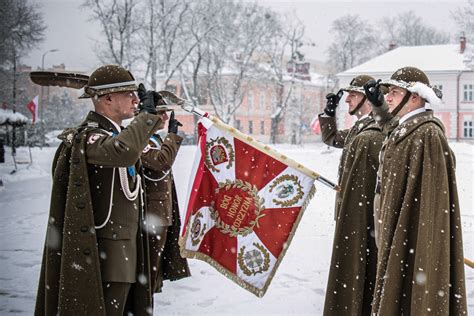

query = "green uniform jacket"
[[141, 133, 191, 293], [372, 110, 467, 315], [35, 111, 162, 315], [320, 114, 384, 315]]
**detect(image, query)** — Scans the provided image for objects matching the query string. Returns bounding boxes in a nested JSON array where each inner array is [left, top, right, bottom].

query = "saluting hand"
[[363, 79, 384, 107], [324, 90, 343, 117], [137, 83, 158, 115], [168, 110, 183, 134]]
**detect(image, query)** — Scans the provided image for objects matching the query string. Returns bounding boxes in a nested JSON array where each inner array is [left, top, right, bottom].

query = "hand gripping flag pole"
[[159, 90, 340, 192]]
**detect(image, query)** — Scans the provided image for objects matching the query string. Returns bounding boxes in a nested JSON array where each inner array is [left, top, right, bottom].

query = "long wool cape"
[[34, 125, 152, 315], [372, 112, 467, 315], [323, 118, 384, 315]]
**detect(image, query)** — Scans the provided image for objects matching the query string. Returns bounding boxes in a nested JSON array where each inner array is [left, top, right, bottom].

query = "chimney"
[[460, 33, 466, 54], [388, 42, 397, 51]]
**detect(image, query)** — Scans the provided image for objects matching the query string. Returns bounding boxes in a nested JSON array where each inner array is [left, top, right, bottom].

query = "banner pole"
[[162, 94, 340, 191]]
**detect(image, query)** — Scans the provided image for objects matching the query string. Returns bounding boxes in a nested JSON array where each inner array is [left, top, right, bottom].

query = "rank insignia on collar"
[[398, 127, 407, 137]]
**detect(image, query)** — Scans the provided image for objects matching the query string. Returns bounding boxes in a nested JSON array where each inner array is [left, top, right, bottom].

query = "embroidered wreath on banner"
[[209, 179, 265, 238], [205, 137, 235, 172], [238, 242, 270, 276], [268, 174, 304, 207], [190, 212, 207, 246]]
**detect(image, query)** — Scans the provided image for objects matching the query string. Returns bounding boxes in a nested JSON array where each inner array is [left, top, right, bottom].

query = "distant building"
[[338, 36, 474, 141], [170, 60, 331, 143]]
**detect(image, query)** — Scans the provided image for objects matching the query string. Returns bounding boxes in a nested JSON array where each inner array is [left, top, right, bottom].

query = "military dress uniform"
[[141, 132, 190, 294], [35, 64, 164, 316], [320, 75, 385, 316], [368, 67, 467, 315]]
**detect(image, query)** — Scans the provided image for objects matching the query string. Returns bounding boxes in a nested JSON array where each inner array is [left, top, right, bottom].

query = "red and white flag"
[[26, 96, 39, 123], [180, 116, 316, 297], [310, 116, 320, 134]]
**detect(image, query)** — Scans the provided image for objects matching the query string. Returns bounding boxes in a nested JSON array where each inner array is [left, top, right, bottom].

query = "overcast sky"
[[25, 0, 467, 73]]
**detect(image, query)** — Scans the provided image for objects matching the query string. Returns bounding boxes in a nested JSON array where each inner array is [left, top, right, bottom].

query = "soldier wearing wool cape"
[[319, 75, 384, 315], [35, 65, 164, 315], [364, 67, 467, 315]]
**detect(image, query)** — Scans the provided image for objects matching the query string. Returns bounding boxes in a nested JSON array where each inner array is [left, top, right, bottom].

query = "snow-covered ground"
[[0, 142, 472, 315]]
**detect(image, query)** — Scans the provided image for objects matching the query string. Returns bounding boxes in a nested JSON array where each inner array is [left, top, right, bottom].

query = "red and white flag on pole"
[[180, 116, 316, 297], [26, 96, 39, 123], [310, 116, 320, 134]]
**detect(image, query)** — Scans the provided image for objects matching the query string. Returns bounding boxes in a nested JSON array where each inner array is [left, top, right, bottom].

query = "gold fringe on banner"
[[179, 185, 316, 297]]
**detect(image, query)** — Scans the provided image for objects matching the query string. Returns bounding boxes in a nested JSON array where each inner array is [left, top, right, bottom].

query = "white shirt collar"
[[358, 113, 369, 121], [399, 108, 426, 125]]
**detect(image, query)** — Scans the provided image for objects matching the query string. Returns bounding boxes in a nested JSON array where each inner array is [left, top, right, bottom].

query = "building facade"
[[172, 61, 329, 144], [338, 37, 474, 141]]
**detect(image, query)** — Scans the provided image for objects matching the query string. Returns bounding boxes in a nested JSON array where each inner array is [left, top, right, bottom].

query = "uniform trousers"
[[103, 282, 131, 316]]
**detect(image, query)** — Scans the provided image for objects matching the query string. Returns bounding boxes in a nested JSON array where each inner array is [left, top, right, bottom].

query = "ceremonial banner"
[[180, 116, 317, 297], [310, 116, 321, 134], [26, 96, 39, 123]]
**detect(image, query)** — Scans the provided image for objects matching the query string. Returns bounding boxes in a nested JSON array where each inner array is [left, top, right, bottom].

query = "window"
[[260, 93, 265, 110], [235, 120, 241, 130], [260, 121, 265, 134], [464, 121, 473, 138], [247, 92, 254, 109], [463, 84, 473, 101], [248, 120, 253, 134]]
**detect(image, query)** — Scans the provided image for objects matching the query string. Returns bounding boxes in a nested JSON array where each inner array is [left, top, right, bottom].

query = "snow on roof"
[[340, 44, 472, 76], [0, 109, 29, 126]]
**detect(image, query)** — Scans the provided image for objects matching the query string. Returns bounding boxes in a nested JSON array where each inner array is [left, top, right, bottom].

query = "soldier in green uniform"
[[35, 65, 163, 315], [319, 75, 384, 315], [141, 95, 190, 300], [364, 67, 467, 315]]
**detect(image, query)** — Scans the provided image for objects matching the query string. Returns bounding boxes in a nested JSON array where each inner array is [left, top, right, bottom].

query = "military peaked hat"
[[79, 64, 138, 99], [380, 66, 442, 106], [342, 75, 375, 95]]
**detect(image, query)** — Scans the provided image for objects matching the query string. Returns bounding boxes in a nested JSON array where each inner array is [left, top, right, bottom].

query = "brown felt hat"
[[342, 75, 375, 95], [79, 64, 137, 99]]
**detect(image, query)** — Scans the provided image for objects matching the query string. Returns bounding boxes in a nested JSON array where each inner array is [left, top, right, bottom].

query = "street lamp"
[[41, 48, 59, 70], [39, 49, 59, 122]]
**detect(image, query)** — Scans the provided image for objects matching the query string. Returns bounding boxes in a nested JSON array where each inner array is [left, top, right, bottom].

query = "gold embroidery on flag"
[[269, 174, 304, 207], [205, 137, 235, 172], [238, 242, 270, 276], [209, 179, 265, 237], [190, 212, 207, 246]]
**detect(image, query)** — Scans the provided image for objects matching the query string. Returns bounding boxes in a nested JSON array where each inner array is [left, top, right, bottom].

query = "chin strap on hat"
[[391, 91, 412, 116], [349, 95, 367, 116]]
